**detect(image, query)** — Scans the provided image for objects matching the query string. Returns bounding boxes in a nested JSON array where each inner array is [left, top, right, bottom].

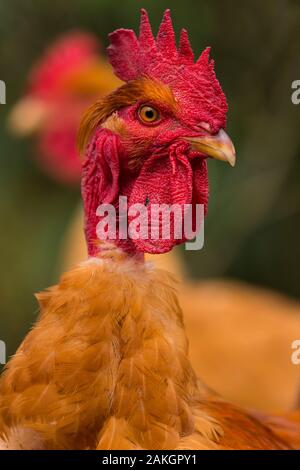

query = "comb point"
[[178, 29, 194, 64], [196, 46, 211, 68], [156, 9, 177, 58], [139, 8, 155, 48]]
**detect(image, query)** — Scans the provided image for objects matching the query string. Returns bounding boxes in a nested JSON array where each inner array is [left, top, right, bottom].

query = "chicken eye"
[[138, 105, 160, 124]]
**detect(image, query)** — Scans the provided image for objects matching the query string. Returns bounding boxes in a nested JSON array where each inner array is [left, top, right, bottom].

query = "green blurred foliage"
[[0, 0, 299, 356]]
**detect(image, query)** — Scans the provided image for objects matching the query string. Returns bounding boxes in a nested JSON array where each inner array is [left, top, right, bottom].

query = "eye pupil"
[[145, 110, 154, 119]]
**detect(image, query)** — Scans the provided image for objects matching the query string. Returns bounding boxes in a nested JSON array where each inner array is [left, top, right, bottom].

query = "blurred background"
[[0, 0, 299, 362]]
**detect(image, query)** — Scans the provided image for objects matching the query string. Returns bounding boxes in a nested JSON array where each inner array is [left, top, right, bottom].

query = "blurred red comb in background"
[[9, 32, 121, 184]]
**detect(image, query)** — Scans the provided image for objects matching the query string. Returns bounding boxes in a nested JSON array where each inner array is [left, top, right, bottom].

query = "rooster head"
[[79, 9, 236, 256]]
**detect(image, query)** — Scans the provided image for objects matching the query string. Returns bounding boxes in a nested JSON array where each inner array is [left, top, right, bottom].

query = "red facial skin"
[[82, 103, 209, 257]]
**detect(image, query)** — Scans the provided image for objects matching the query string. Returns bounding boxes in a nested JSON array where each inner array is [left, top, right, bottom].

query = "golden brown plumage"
[[60, 207, 300, 414], [0, 250, 298, 449]]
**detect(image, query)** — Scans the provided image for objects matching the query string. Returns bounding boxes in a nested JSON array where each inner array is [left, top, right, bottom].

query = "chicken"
[[0, 9, 299, 450], [61, 183, 300, 415], [9, 32, 121, 184], [10, 22, 300, 415]]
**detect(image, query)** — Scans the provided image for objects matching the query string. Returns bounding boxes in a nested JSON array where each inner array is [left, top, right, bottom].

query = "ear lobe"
[[81, 128, 121, 255]]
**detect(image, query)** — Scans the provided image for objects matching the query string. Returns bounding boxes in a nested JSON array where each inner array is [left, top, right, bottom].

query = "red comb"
[[107, 9, 228, 131]]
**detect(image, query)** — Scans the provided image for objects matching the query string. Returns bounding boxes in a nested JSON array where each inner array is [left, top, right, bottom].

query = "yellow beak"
[[185, 129, 236, 167]]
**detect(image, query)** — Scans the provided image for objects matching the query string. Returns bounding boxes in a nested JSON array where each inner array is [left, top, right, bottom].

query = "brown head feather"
[[77, 78, 178, 154]]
